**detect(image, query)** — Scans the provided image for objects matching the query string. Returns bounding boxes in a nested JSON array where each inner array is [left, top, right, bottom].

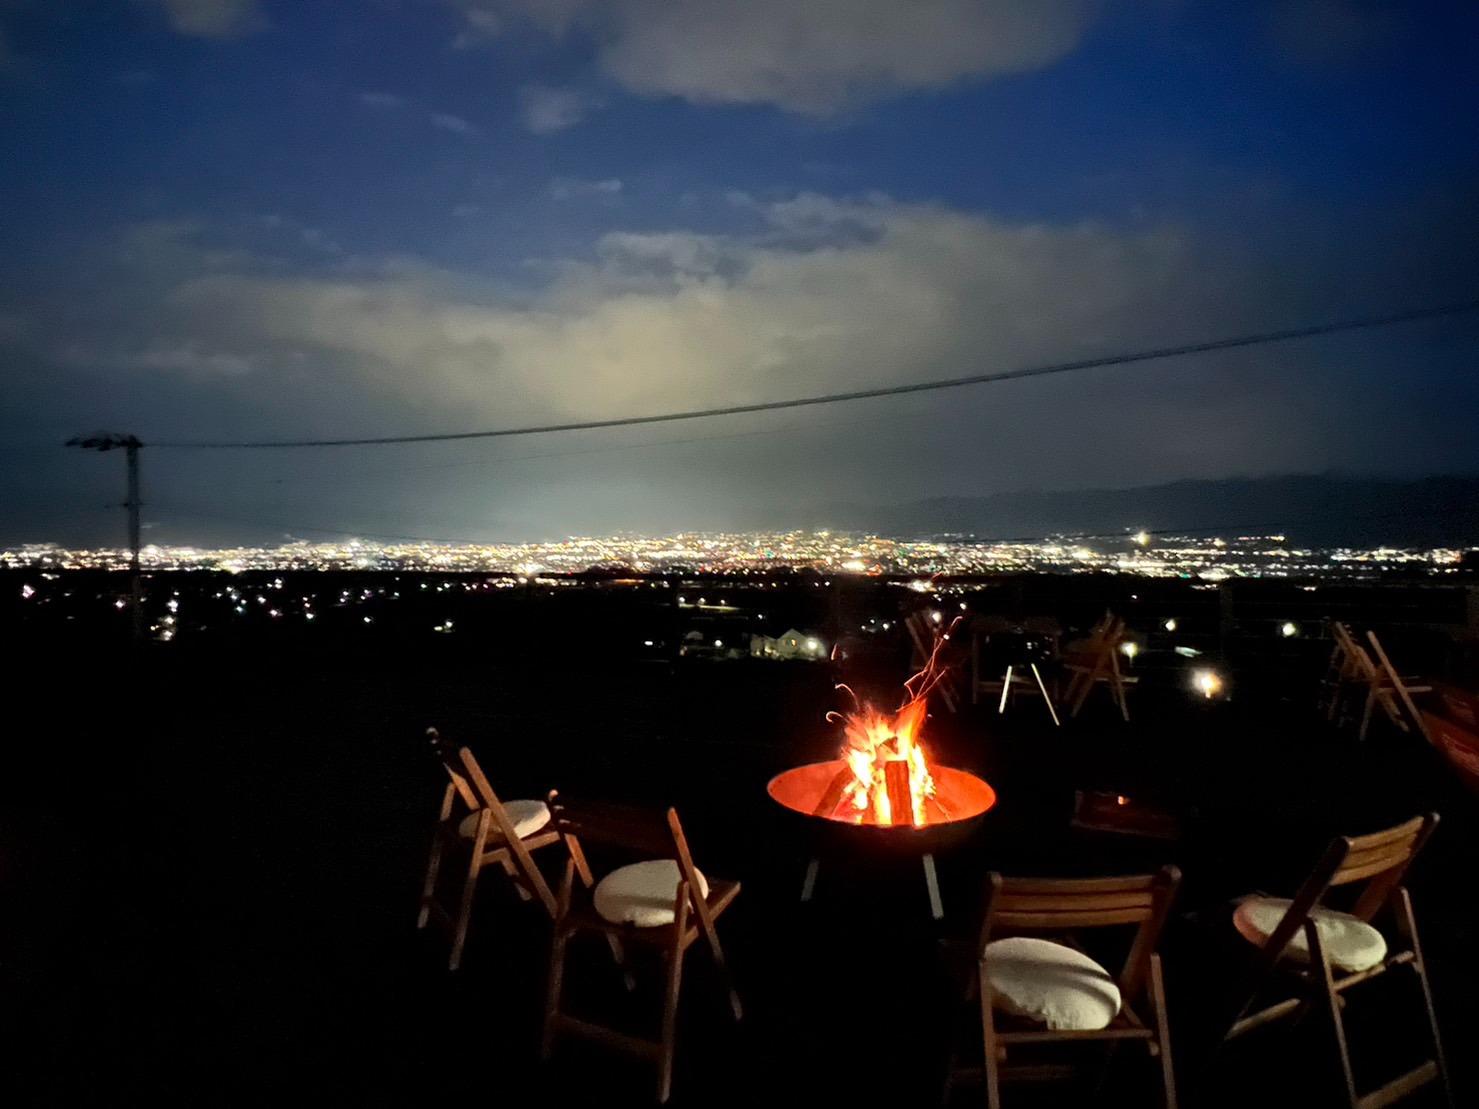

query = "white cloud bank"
[[87, 194, 1260, 438], [17, 191, 1471, 533], [455, 0, 1094, 114]]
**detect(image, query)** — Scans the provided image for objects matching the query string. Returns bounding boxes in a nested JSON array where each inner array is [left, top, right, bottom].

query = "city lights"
[[0, 532, 1469, 580], [1193, 669, 1224, 699]]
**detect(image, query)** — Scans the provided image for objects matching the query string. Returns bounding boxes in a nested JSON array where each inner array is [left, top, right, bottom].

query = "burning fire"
[[822, 615, 962, 827], [837, 697, 935, 825]]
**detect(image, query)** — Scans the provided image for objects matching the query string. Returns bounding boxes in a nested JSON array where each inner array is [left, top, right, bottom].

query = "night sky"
[[1, 1, 1476, 547]]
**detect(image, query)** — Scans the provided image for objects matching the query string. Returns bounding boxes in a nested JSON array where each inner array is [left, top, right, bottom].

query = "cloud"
[[74, 196, 1238, 436], [459, 0, 1093, 114], [429, 112, 478, 135], [358, 91, 405, 109], [517, 84, 591, 133], [549, 176, 623, 200], [450, 4, 502, 49], [150, 0, 266, 40], [19, 187, 1474, 545]]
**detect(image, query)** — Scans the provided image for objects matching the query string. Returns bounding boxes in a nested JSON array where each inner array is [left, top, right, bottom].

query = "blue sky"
[[1, 0, 1476, 545]]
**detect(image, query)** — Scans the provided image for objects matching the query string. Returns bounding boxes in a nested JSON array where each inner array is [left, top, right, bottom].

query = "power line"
[[150, 297, 1479, 450], [251, 408, 929, 487]]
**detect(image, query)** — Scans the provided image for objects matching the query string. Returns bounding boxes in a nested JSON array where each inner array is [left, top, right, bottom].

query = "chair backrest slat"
[[1332, 814, 1430, 889], [992, 890, 1154, 916], [1346, 814, 1427, 852], [1334, 855, 1412, 886], [995, 908, 1156, 929], [978, 867, 1180, 999]]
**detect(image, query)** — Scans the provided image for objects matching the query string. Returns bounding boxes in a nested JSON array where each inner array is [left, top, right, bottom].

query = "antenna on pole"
[[66, 432, 145, 641]]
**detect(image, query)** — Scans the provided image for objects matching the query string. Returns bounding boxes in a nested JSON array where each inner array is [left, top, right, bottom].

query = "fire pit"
[[767, 625, 997, 918]]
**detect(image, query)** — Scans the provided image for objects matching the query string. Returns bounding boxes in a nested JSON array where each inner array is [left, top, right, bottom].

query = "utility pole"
[[66, 432, 145, 641]]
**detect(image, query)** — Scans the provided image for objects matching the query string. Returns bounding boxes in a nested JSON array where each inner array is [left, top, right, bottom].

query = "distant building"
[[749, 628, 826, 660], [680, 629, 743, 659]]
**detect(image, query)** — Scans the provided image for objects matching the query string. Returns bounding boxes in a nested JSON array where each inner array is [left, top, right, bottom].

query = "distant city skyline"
[[2, 2, 1476, 547], [6, 528, 1469, 582]]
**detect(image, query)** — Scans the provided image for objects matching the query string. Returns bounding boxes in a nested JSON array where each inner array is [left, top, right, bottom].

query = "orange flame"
[[836, 697, 934, 825], [825, 614, 963, 826]]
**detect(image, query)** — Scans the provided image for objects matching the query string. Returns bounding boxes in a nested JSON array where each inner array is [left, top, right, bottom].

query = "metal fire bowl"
[[766, 759, 997, 857]]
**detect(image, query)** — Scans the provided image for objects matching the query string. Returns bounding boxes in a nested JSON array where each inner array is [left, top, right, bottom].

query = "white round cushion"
[[457, 800, 551, 840], [1233, 896, 1387, 973], [984, 937, 1122, 1031], [593, 860, 710, 927]]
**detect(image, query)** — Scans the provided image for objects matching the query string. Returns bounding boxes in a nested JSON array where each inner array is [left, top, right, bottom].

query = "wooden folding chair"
[[1218, 814, 1452, 1109], [1365, 631, 1432, 744], [944, 867, 1181, 1108], [1325, 624, 1432, 741], [907, 609, 963, 713], [1062, 613, 1138, 721], [541, 792, 742, 1104], [416, 728, 561, 970]]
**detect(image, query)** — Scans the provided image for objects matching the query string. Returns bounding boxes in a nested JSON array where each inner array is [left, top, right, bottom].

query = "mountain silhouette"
[[814, 474, 1479, 547]]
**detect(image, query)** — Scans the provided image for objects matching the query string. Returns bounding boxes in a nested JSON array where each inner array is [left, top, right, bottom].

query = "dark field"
[[2, 572, 1475, 1107]]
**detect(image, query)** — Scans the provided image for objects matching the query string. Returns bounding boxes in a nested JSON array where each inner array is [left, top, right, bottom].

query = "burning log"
[[812, 765, 855, 819], [883, 758, 917, 827]]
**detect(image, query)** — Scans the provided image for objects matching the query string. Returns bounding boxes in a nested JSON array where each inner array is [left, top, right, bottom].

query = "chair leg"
[[701, 924, 743, 1022], [1308, 924, 1360, 1108], [1359, 688, 1376, 741], [1031, 664, 1061, 727], [1150, 953, 1178, 1109], [978, 965, 1003, 1109], [541, 925, 570, 1061], [603, 933, 637, 992], [497, 852, 534, 900], [1400, 890, 1455, 1108], [657, 942, 686, 1103], [417, 830, 444, 929], [448, 852, 481, 971], [1111, 660, 1130, 722]]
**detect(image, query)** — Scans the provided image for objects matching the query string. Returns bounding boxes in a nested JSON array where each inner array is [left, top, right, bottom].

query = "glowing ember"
[[822, 615, 963, 826]]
